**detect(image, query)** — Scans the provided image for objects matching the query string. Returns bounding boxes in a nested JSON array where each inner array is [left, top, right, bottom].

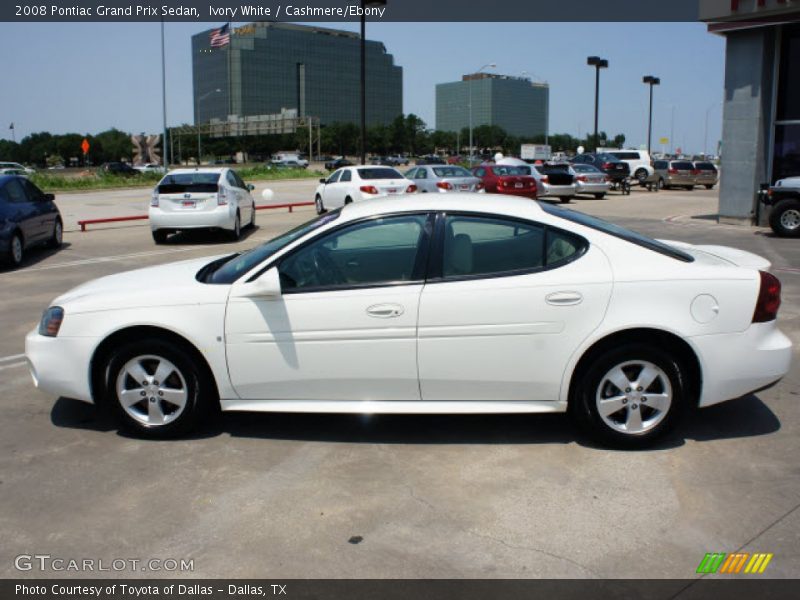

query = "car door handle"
[[546, 292, 583, 306], [366, 304, 404, 318]]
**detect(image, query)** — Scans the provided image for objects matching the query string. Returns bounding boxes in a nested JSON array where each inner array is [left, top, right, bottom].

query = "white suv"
[[604, 150, 654, 184], [149, 168, 256, 244]]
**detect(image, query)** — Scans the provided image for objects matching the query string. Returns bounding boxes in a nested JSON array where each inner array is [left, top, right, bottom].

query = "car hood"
[[775, 176, 800, 189], [51, 255, 229, 314]]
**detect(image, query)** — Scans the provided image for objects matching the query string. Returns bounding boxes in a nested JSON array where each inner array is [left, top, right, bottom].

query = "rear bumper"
[[576, 182, 611, 194], [25, 328, 96, 403], [542, 184, 576, 197], [691, 321, 793, 407], [149, 205, 235, 231]]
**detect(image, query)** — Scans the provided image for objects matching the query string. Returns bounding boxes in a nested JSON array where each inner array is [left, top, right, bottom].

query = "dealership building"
[[191, 22, 403, 128], [701, 0, 800, 224], [435, 73, 550, 139]]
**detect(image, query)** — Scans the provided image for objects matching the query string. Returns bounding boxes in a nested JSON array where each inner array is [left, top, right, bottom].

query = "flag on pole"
[[209, 24, 230, 48]]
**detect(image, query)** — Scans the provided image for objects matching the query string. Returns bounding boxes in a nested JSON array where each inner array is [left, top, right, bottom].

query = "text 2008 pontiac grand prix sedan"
[[26, 194, 792, 448]]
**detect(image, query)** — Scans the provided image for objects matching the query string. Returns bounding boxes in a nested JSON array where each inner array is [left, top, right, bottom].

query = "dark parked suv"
[[0, 175, 63, 268], [570, 152, 630, 183], [100, 162, 139, 176]]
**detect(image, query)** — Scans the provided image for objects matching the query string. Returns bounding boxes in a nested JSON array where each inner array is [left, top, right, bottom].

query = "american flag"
[[209, 24, 230, 48]]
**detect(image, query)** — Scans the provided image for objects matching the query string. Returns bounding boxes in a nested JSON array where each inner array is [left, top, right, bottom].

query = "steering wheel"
[[311, 247, 346, 285]]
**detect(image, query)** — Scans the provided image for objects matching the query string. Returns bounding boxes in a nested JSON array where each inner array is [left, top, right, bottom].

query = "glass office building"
[[192, 22, 403, 127], [435, 74, 549, 138]]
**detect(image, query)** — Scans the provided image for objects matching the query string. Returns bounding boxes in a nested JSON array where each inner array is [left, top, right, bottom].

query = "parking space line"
[[0, 353, 25, 364], [0, 361, 27, 372]]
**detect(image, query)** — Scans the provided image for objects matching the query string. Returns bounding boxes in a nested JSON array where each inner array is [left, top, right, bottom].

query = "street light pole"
[[196, 89, 221, 164], [160, 18, 169, 167], [468, 62, 496, 166], [359, 0, 387, 165], [642, 75, 660, 155], [587, 56, 608, 151]]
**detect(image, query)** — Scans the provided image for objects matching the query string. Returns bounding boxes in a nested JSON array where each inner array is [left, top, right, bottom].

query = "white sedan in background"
[[26, 194, 791, 448], [149, 168, 256, 244], [314, 166, 416, 214]]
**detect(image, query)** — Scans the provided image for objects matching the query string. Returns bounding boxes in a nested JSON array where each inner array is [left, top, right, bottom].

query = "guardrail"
[[77, 201, 315, 232]]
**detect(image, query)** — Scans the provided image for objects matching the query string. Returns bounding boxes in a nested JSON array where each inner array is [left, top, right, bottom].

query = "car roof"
[[338, 192, 545, 222]]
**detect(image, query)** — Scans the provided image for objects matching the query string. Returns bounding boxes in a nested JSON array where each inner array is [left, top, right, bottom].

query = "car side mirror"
[[43, 193, 55, 202], [319, 178, 327, 184], [247, 184, 255, 191], [233, 267, 282, 298]]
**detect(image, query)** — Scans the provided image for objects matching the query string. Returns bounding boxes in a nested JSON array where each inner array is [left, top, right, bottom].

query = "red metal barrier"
[[77, 202, 315, 231]]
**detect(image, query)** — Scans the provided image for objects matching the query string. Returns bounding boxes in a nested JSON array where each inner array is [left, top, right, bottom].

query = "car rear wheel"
[[571, 344, 687, 448], [560, 196, 573, 204], [593, 193, 606, 199], [249, 205, 256, 228], [769, 198, 800, 238], [657, 178, 666, 190], [344, 196, 353, 205], [106, 339, 212, 439], [6, 232, 23, 267], [705, 185, 714, 190], [229, 212, 241, 241], [48, 219, 63, 248], [635, 169, 648, 184], [152, 230, 169, 245], [315, 194, 326, 215]]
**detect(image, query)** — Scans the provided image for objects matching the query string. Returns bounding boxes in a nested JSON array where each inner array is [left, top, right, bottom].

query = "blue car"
[[0, 175, 62, 268]]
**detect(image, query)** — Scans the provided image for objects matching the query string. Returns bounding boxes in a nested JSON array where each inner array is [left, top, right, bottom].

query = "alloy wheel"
[[115, 355, 188, 426], [11, 235, 22, 264], [595, 360, 672, 434], [780, 208, 800, 231]]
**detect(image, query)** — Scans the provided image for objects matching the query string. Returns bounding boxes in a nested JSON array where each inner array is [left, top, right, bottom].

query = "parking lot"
[[1, 183, 799, 579]]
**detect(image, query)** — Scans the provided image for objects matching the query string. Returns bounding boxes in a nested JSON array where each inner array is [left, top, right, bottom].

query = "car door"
[[3, 178, 41, 244], [319, 169, 343, 207], [225, 212, 434, 401], [328, 169, 352, 207], [22, 179, 56, 239], [417, 213, 613, 402], [231, 170, 254, 221], [413, 167, 430, 192]]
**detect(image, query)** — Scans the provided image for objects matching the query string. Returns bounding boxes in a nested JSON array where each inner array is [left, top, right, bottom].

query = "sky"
[[0, 21, 725, 155]]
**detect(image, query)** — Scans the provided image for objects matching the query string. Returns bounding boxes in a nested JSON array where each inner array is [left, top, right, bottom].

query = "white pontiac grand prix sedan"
[[26, 194, 792, 447]]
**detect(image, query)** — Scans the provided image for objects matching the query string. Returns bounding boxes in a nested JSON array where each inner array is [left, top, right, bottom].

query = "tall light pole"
[[468, 63, 496, 165], [360, 0, 387, 165], [586, 56, 608, 151], [196, 89, 221, 164], [704, 101, 722, 158], [160, 18, 169, 167], [642, 75, 660, 155]]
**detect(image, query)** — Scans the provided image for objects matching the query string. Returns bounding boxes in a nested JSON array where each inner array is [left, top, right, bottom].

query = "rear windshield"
[[672, 161, 695, 170], [158, 172, 220, 194], [572, 164, 601, 173], [611, 152, 640, 160], [432, 166, 472, 178], [695, 162, 717, 171], [357, 168, 403, 180], [538, 164, 571, 173], [491, 166, 528, 176], [539, 203, 694, 263]]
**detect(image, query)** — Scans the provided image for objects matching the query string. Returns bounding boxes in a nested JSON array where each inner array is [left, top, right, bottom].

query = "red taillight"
[[436, 181, 452, 190], [476, 182, 484, 190], [692, 169, 701, 176], [668, 168, 678, 174], [360, 185, 379, 195], [576, 175, 588, 182], [753, 271, 782, 323], [217, 188, 228, 205], [541, 175, 549, 184], [602, 162, 613, 170], [406, 184, 418, 193]]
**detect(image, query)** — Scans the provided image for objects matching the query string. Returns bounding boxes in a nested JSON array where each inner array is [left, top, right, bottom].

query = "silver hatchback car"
[[654, 160, 697, 190], [404, 165, 483, 193]]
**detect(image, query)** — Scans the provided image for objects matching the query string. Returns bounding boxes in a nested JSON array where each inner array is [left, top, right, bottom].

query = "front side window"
[[326, 170, 341, 184], [280, 214, 430, 291]]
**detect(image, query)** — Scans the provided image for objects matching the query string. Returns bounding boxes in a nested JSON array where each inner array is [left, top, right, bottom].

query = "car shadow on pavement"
[[165, 226, 260, 246], [0, 242, 72, 272], [50, 393, 780, 449]]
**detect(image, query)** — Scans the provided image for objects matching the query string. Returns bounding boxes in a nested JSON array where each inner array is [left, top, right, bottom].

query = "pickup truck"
[[763, 176, 800, 237]]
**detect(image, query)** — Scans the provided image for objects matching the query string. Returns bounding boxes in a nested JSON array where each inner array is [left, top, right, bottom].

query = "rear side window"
[[158, 172, 220, 194], [442, 215, 586, 279], [611, 152, 641, 160]]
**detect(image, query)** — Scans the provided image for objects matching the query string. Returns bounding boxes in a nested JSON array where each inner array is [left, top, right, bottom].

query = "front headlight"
[[39, 306, 64, 337]]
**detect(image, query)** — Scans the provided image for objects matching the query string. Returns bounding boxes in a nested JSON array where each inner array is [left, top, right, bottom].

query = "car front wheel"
[[106, 339, 213, 439], [315, 194, 326, 214], [6, 232, 23, 267], [769, 198, 800, 237], [571, 344, 687, 448], [48, 219, 63, 248], [152, 230, 169, 244]]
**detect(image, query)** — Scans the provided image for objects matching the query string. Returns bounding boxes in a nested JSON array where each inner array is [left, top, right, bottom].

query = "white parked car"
[[0, 161, 35, 175], [604, 150, 654, 184], [26, 194, 791, 448], [134, 163, 165, 174], [314, 166, 416, 214], [149, 168, 256, 244]]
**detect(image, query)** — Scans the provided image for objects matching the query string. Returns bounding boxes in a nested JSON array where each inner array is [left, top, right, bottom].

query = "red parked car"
[[471, 164, 538, 199]]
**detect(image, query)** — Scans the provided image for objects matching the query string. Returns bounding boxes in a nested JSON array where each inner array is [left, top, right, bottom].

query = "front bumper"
[[149, 205, 235, 232], [691, 321, 792, 407], [25, 328, 96, 403]]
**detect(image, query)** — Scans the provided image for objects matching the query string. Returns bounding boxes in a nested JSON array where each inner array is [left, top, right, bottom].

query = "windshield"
[[158, 172, 220, 194], [539, 203, 694, 262], [206, 210, 342, 284], [357, 168, 403, 180], [432, 166, 472, 178]]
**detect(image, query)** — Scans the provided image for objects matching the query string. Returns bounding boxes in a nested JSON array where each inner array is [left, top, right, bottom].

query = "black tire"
[[5, 232, 23, 268], [705, 185, 714, 190], [685, 186, 694, 191], [344, 196, 353, 205], [560, 196, 573, 204], [105, 339, 214, 439], [635, 169, 648, 184], [593, 193, 606, 200], [229, 212, 241, 241], [315, 194, 326, 215], [769, 198, 800, 238], [657, 178, 665, 190], [249, 204, 256, 228], [152, 230, 169, 245], [47, 218, 63, 248], [570, 343, 688, 449]]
